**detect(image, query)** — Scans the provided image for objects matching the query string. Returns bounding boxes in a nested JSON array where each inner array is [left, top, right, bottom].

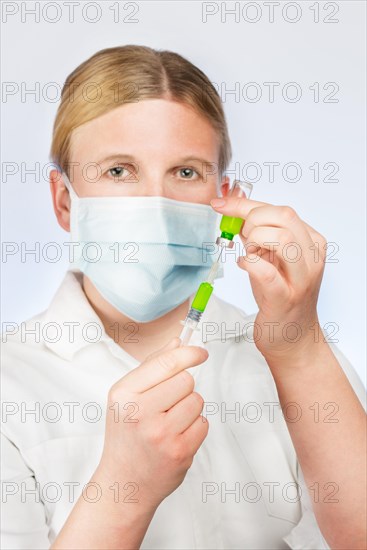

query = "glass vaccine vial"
[[216, 179, 253, 248]]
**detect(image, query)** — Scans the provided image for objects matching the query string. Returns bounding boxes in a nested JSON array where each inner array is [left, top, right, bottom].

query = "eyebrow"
[[96, 154, 215, 166]]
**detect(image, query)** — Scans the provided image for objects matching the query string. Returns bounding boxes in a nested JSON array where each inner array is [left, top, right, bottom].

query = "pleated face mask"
[[63, 173, 224, 323]]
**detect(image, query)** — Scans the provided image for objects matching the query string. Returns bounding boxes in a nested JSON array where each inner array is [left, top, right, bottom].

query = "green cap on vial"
[[219, 215, 244, 241]]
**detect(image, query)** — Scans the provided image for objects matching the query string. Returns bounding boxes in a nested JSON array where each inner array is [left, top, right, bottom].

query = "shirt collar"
[[43, 269, 249, 362], [43, 269, 111, 361]]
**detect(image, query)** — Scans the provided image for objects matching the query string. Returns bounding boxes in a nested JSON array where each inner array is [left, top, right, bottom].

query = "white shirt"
[[1, 269, 366, 549]]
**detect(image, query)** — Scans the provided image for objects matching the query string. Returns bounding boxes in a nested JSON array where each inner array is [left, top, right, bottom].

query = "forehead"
[[70, 98, 220, 161]]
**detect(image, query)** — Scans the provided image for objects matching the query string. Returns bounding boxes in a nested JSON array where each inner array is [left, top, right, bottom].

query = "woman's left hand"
[[210, 196, 328, 366]]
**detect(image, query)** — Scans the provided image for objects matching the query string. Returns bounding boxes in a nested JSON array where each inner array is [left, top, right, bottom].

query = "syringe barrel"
[[179, 325, 194, 347]]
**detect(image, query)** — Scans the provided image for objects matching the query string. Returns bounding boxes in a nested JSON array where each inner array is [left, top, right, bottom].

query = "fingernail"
[[210, 198, 226, 208]]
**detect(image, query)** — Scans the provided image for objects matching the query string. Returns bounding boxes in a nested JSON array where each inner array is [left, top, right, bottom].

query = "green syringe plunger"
[[191, 282, 214, 312], [179, 281, 214, 346]]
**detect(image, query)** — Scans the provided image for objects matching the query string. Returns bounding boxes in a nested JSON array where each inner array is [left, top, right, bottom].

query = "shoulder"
[[1, 309, 48, 363], [1, 309, 54, 399]]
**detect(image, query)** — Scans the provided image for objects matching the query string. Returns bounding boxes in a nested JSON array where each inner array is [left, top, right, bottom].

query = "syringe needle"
[[206, 247, 224, 285]]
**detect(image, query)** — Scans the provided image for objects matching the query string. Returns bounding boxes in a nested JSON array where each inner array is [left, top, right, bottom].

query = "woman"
[[1, 45, 366, 550]]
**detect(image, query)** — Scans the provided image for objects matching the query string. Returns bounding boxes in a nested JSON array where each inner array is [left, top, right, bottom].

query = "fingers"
[[242, 207, 315, 260], [300, 218, 328, 260], [237, 254, 290, 307], [147, 369, 195, 412], [165, 391, 205, 433], [211, 198, 327, 275], [120, 343, 209, 394], [180, 414, 209, 456], [242, 225, 309, 287], [210, 196, 267, 220], [211, 199, 314, 252]]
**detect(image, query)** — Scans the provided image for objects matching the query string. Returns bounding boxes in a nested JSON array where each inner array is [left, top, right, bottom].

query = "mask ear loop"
[[61, 172, 80, 269], [62, 172, 79, 201]]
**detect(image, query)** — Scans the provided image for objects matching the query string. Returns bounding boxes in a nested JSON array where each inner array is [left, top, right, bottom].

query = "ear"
[[49, 169, 71, 232], [219, 175, 231, 197]]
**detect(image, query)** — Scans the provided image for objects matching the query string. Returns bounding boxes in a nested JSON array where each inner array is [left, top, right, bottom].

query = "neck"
[[82, 274, 190, 362]]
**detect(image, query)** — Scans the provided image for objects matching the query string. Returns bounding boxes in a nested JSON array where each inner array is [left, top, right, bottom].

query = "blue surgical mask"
[[62, 174, 224, 323]]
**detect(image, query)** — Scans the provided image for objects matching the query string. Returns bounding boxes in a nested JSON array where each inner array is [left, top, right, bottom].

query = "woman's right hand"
[[96, 337, 209, 513]]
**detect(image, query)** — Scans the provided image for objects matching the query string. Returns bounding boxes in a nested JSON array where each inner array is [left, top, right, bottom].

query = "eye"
[[107, 165, 134, 181], [177, 167, 201, 180]]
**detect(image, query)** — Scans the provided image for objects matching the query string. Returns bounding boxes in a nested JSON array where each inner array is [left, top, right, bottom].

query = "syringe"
[[179, 180, 253, 346]]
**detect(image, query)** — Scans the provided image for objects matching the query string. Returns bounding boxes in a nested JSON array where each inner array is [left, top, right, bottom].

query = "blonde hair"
[[50, 45, 232, 183]]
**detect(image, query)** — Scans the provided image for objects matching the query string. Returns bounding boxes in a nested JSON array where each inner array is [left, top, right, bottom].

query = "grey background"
[[1, 1, 366, 386]]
